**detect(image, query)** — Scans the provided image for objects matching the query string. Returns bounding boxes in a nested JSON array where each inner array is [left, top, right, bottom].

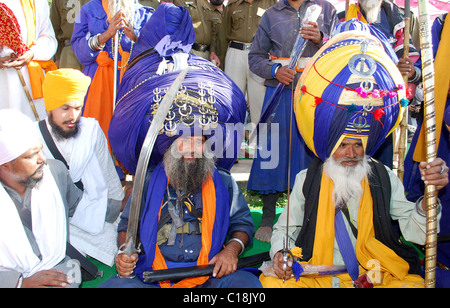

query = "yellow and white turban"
[[42, 69, 91, 111], [0, 109, 40, 165], [294, 31, 407, 162]]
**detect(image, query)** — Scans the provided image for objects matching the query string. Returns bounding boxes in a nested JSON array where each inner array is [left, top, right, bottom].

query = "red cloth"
[[0, 3, 29, 57]]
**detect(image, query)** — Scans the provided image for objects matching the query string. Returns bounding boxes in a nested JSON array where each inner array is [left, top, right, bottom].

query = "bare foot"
[[255, 226, 272, 243]]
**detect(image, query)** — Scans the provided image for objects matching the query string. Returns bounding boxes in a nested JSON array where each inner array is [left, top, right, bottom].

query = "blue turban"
[[109, 4, 246, 174]]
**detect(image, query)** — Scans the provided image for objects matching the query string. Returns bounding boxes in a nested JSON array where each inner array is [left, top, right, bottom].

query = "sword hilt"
[[281, 248, 294, 282], [117, 237, 141, 279]]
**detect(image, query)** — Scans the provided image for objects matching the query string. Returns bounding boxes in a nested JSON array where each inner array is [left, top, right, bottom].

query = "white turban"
[[0, 109, 40, 165]]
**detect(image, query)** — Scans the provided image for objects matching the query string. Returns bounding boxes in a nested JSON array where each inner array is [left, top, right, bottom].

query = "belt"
[[63, 40, 71, 47], [270, 54, 311, 73], [192, 43, 210, 52], [229, 41, 252, 50]]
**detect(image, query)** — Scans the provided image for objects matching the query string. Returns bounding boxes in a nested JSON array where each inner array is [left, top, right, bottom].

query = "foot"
[[255, 226, 273, 243]]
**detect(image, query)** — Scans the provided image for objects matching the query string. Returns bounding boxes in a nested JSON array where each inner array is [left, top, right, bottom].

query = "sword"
[[417, 0, 438, 288], [119, 68, 189, 260], [142, 252, 270, 283]]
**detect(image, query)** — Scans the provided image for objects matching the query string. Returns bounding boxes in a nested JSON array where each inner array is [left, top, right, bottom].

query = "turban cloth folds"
[[294, 31, 406, 162]]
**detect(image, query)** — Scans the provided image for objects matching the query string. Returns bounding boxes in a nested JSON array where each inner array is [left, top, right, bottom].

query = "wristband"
[[227, 238, 245, 256]]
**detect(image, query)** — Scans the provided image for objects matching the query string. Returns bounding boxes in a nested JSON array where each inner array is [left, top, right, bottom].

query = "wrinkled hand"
[[21, 269, 72, 288], [209, 244, 239, 278], [275, 66, 297, 86], [2, 50, 34, 70], [397, 56, 415, 79], [419, 157, 449, 192], [273, 251, 293, 280], [115, 252, 138, 277], [300, 21, 322, 45], [99, 10, 137, 45]]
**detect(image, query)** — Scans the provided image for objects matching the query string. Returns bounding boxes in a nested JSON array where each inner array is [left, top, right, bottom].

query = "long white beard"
[[108, 0, 134, 23], [324, 154, 372, 206], [359, 0, 383, 23]]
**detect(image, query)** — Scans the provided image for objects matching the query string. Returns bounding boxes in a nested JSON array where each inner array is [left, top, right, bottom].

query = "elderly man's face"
[[174, 135, 206, 160], [332, 138, 365, 167], [48, 101, 83, 139], [7, 141, 47, 188]]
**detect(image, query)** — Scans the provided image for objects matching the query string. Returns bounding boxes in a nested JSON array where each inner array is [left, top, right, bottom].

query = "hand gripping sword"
[[118, 68, 189, 274]]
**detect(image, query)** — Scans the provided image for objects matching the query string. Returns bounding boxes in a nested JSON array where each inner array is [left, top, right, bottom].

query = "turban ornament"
[[294, 31, 407, 162]]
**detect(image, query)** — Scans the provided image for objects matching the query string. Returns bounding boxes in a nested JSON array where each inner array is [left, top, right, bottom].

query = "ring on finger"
[[440, 164, 446, 174]]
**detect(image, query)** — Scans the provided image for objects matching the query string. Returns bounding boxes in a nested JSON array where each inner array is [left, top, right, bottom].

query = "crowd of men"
[[0, 0, 450, 289]]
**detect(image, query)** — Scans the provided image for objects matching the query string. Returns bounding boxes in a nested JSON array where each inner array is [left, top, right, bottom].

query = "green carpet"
[[80, 208, 282, 288]]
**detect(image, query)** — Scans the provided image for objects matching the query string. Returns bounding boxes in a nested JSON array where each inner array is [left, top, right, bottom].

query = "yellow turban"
[[43, 69, 91, 111]]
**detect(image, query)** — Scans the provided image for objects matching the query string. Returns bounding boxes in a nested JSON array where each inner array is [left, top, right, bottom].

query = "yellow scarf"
[[345, 4, 368, 23], [20, 0, 57, 100], [260, 173, 424, 288], [413, 15, 450, 162]]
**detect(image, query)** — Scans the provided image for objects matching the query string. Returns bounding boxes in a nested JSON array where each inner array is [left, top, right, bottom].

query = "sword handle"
[[117, 238, 140, 279], [281, 248, 294, 282]]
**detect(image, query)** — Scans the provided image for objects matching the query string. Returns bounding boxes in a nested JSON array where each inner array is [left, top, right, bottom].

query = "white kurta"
[[37, 117, 124, 266], [0, 0, 57, 120]]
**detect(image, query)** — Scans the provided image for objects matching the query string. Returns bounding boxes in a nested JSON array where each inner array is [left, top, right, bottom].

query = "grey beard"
[[163, 146, 216, 195], [359, 0, 383, 23]]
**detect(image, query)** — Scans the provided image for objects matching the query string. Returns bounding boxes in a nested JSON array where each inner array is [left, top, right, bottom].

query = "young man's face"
[[48, 101, 83, 139]]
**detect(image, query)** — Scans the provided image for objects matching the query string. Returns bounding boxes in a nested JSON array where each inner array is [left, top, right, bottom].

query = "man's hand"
[[2, 50, 34, 70], [420, 157, 449, 211], [397, 56, 415, 79], [300, 21, 322, 45], [99, 10, 137, 45], [210, 51, 221, 67], [275, 66, 296, 86], [209, 244, 239, 278], [273, 251, 293, 280], [419, 157, 448, 192], [21, 269, 73, 288], [115, 252, 139, 277]]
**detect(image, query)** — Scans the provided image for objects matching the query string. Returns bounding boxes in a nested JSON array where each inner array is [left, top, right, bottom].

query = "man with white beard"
[[260, 31, 449, 288]]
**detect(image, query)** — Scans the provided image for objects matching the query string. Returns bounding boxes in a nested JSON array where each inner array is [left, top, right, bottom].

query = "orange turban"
[[43, 69, 91, 111]]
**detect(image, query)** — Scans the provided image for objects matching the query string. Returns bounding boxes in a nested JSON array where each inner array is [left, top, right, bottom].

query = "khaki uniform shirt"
[[174, 0, 213, 46], [210, 4, 226, 69], [224, 0, 276, 43], [139, 0, 160, 9]]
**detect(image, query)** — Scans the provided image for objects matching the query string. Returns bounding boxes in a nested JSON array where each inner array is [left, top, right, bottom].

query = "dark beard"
[[48, 113, 80, 141], [20, 162, 46, 188], [163, 148, 216, 195]]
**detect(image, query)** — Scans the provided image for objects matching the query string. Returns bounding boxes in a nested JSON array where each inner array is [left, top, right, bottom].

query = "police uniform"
[[50, 0, 90, 70], [174, 0, 214, 61], [210, 3, 226, 70], [224, 0, 276, 124]]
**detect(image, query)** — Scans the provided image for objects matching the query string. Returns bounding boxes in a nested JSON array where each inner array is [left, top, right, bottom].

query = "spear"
[[397, 0, 411, 182], [113, 0, 120, 111], [417, 0, 438, 288]]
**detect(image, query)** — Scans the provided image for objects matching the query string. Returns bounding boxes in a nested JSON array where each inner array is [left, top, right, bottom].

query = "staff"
[[397, 0, 411, 182], [417, 0, 438, 288], [113, 0, 120, 111]]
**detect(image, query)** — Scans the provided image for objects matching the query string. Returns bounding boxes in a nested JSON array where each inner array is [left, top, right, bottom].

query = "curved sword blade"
[[124, 68, 189, 252]]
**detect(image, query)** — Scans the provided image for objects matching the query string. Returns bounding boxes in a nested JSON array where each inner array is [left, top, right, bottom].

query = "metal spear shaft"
[[417, 0, 438, 288], [113, 0, 120, 111]]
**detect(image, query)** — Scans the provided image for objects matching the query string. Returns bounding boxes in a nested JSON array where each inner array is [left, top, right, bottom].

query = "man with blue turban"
[[100, 3, 261, 288], [260, 31, 448, 288]]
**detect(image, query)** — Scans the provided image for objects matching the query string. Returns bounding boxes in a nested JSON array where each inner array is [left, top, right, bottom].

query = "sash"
[[83, 51, 114, 151], [134, 164, 230, 288], [20, 0, 57, 99], [413, 14, 450, 162]]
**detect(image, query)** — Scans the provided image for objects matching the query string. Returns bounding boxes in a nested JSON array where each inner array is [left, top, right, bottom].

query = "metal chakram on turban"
[[294, 30, 407, 162], [108, 3, 246, 174]]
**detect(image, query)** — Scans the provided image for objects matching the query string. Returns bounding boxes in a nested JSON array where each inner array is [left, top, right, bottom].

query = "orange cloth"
[[153, 176, 217, 288], [83, 51, 114, 151], [20, 0, 57, 100]]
